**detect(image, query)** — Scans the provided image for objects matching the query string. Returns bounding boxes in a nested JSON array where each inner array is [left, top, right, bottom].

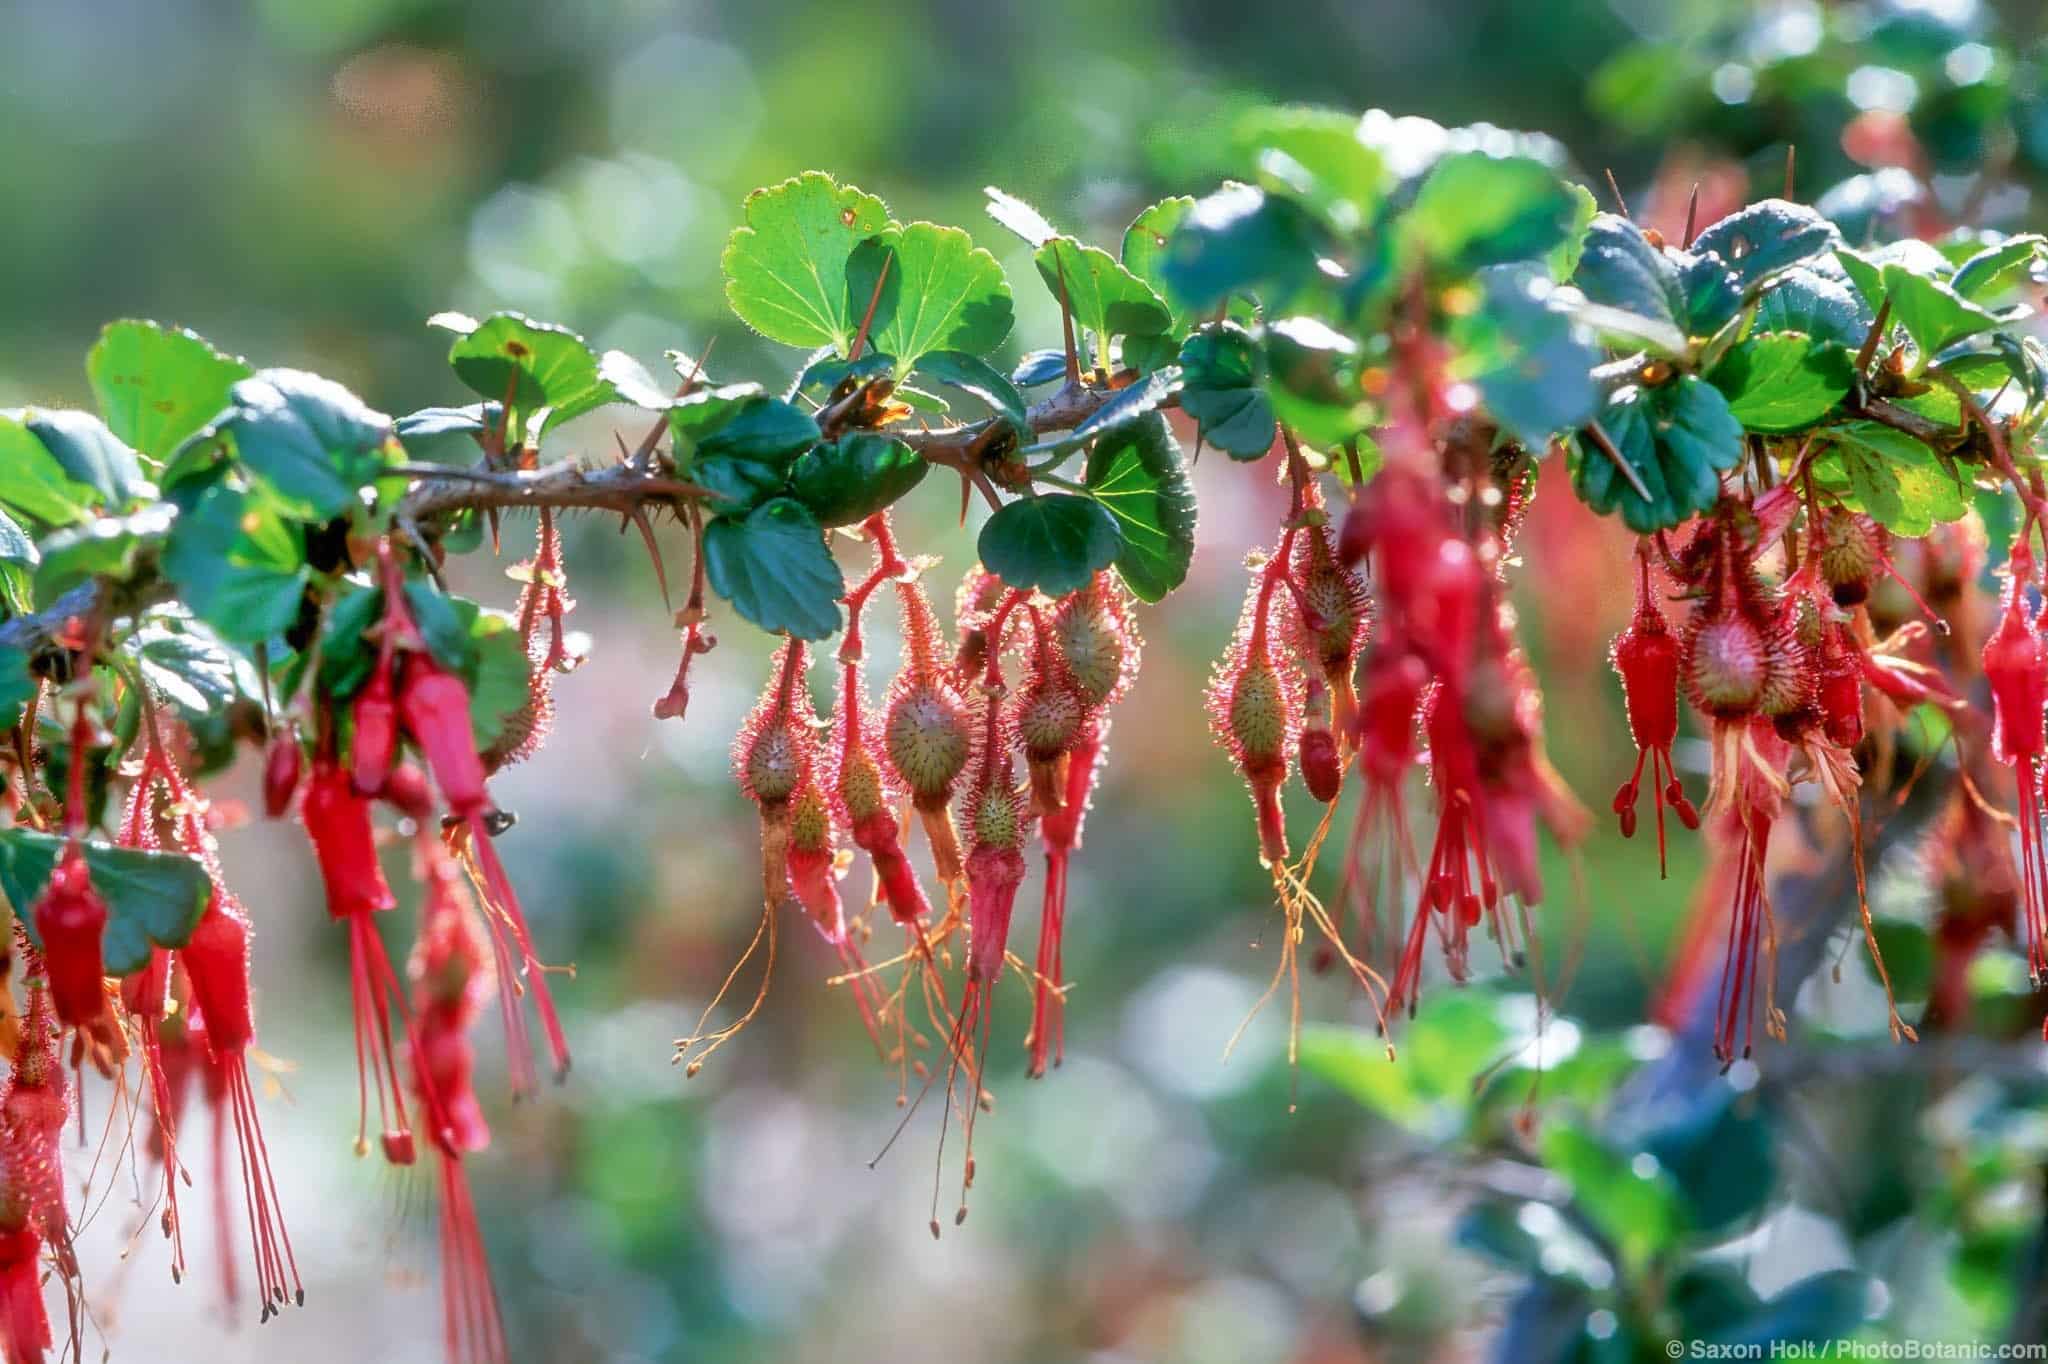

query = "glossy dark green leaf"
[[162, 484, 310, 642], [128, 611, 259, 719], [1574, 377, 1740, 532], [1084, 413, 1195, 602], [1406, 153, 1577, 273], [1754, 268, 1873, 348], [1708, 333, 1853, 433], [691, 456, 788, 517], [721, 172, 892, 352], [977, 494, 1122, 597], [1236, 106, 1387, 235], [1676, 249, 1745, 337], [1702, 1272, 1869, 1350], [702, 498, 843, 640], [1011, 350, 1068, 388], [1633, 1085, 1775, 1234], [87, 320, 250, 463], [913, 351, 1029, 429], [788, 433, 926, 527], [665, 383, 768, 463], [0, 647, 33, 732], [1159, 183, 1323, 313], [209, 369, 395, 519], [1179, 322, 1275, 458], [1689, 198, 1839, 291], [693, 397, 821, 464], [463, 606, 532, 749], [0, 510, 36, 616], [1571, 214, 1685, 331], [34, 503, 176, 600], [0, 828, 212, 974]]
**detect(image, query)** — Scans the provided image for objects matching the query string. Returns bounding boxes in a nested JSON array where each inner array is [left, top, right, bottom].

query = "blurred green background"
[[10, 1, 2048, 1360]]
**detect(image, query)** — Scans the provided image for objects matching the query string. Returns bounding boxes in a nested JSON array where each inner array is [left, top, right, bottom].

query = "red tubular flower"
[[399, 656, 491, 821], [408, 846, 507, 1364], [0, 1224, 49, 1364], [301, 756, 413, 1162], [33, 841, 108, 1029], [179, 893, 303, 1318], [351, 653, 399, 798], [1983, 538, 2048, 992], [1, 990, 78, 1359], [1609, 548, 1699, 875], [262, 729, 303, 819]]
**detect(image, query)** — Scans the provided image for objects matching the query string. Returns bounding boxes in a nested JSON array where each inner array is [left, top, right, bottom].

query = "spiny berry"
[[1682, 612, 1769, 716], [1208, 547, 1304, 866], [1052, 576, 1138, 710], [1817, 507, 1885, 606], [1299, 679, 1343, 804]]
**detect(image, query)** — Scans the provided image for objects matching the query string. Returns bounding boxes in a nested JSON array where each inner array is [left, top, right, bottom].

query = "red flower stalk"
[[123, 948, 190, 1287], [178, 892, 303, 1318], [352, 654, 399, 798], [36, 700, 108, 1029], [1983, 537, 2048, 992], [1609, 547, 1699, 875], [408, 845, 508, 1364], [301, 754, 414, 1162], [489, 509, 581, 771], [1207, 538, 1307, 866]]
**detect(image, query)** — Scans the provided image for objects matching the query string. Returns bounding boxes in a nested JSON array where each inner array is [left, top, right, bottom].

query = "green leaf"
[[1120, 196, 1196, 329], [1708, 333, 1853, 432], [0, 509, 37, 616], [788, 433, 927, 528], [404, 583, 477, 675], [1468, 267, 1600, 447], [693, 397, 821, 464], [0, 647, 33, 731], [18, 410, 152, 513], [1571, 214, 1685, 331], [702, 498, 844, 640], [444, 311, 603, 415], [1951, 234, 2044, 302], [162, 484, 310, 642], [1236, 106, 1387, 235], [316, 584, 384, 701], [1754, 268, 1873, 348], [0, 415, 102, 527], [846, 222, 1013, 370], [1159, 183, 1323, 313], [464, 608, 531, 750], [1035, 237, 1172, 346], [34, 503, 177, 600], [1882, 263, 2004, 360], [1084, 413, 1195, 602], [665, 383, 767, 464], [913, 351, 1029, 429], [982, 186, 1058, 247], [1011, 350, 1067, 388], [1688, 199, 1839, 291], [208, 369, 395, 519], [127, 611, 261, 719], [977, 494, 1122, 597], [1704, 1272, 1869, 1349], [1539, 1121, 1686, 1277], [1180, 323, 1275, 458], [87, 320, 250, 463], [1628, 1085, 1776, 1235], [691, 456, 788, 517], [1575, 377, 1741, 532], [0, 828, 212, 974], [721, 172, 892, 352], [1815, 420, 1969, 536], [1406, 153, 1577, 273]]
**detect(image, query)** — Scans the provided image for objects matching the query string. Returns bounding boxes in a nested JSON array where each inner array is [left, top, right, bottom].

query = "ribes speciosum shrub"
[[5, 92, 2048, 1363]]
